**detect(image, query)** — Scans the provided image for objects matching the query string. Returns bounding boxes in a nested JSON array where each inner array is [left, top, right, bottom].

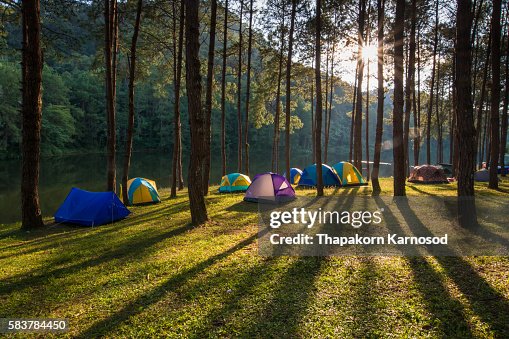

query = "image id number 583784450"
[[0, 318, 68, 333]]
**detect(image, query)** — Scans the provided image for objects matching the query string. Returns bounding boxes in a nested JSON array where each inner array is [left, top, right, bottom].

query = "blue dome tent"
[[298, 164, 343, 187], [54, 188, 130, 226]]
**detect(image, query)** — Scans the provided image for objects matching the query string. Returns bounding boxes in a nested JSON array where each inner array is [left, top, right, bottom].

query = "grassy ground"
[[1, 178, 509, 338]]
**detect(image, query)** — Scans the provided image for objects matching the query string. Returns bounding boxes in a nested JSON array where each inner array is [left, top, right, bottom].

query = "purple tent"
[[244, 173, 296, 202]]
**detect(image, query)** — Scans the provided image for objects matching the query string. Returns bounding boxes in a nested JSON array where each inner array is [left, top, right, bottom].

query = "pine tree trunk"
[[203, 0, 217, 195], [393, 0, 405, 196], [21, 0, 44, 229], [244, 0, 253, 176], [488, 0, 502, 189], [122, 0, 143, 205], [326, 35, 335, 164], [426, 0, 439, 165], [311, 80, 315, 163], [480, 112, 487, 165], [237, 0, 243, 172], [450, 45, 457, 174], [285, 0, 296, 180], [456, 0, 477, 226], [354, 0, 366, 171], [471, 0, 484, 106], [272, 12, 285, 173], [315, 0, 323, 196], [178, 132, 184, 189], [371, 0, 384, 195], [415, 32, 422, 166], [476, 30, 491, 168], [185, 0, 208, 225], [436, 55, 442, 163], [365, 54, 370, 180], [349, 64, 358, 162], [500, 29, 509, 176], [365, 4, 371, 180], [323, 43, 329, 163], [171, 0, 185, 198], [220, 0, 228, 177], [104, 0, 118, 192], [404, 0, 416, 176]]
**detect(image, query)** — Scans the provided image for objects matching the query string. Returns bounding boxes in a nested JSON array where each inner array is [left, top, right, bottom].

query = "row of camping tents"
[[408, 164, 502, 183], [220, 162, 367, 192], [219, 162, 368, 202]]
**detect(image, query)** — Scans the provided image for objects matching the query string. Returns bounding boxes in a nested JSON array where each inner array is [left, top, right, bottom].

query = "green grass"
[[1, 178, 509, 338]]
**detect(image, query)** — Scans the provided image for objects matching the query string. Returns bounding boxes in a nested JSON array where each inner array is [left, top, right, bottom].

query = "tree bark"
[[451, 55, 458, 170], [237, 0, 243, 172], [365, 48, 370, 180], [415, 31, 422, 166], [105, 0, 118, 192], [220, 0, 228, 177], [500, 26, 509, 176], [404, 0, 416, 176], [471, 0, 484, 101], [244, 0, 253, 176], [426, 0, 439, 165], [185, 0, 208, 225], [326, 33, 336, 164], [456, 0, 477, 227], [285, 0, 296, 180], [393, 0, 405, 196], [455, 0, 476, 222], [203, 0, 217, 195], [436, 54, 443, 163], [315, 0, 323, 196], [272, 13, 285, 173], [21, 0, 44, 229], [349, 64, 358, 162], [311, 80, 315, 163], [354, 0, 366, 171], [371, 0, 384, 195], [488, 0, 502, 189], [476, 30, 491, 168], [171, 0, 185, 198], [324, 43, 329, 163], [122, 0, 143, 205]]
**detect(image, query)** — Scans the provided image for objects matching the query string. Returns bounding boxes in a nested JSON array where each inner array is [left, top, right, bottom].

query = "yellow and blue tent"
[[219, 173, 251, 193], [126, 177, 161, 205], [284, 168, 303, 185], [332, 162, 367, 186]]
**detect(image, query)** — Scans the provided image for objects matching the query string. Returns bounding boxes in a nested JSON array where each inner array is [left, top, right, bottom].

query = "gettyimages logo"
[[269, 207, 383, 229]]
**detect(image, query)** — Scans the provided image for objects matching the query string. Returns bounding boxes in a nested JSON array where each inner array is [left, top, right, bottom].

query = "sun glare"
[[363, 44, 378, 62]]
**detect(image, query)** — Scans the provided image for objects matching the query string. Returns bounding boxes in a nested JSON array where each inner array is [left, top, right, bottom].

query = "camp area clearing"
[[2, 178, 509, 337]]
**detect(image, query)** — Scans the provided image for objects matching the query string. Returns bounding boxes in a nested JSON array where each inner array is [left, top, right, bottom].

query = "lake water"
[[0, 151, 392, 224]]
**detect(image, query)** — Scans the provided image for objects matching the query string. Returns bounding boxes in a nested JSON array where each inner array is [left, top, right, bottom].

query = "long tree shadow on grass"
[[185, 257, 281, 337], [78, 233, 259, 337], [237, 257, 323, 338], [406, 187, 509, 250], [373, 198, 475, 337], [396, 199, 509, 336], [407, 185, 439, 196], [0, 220, 194, 304], [349, 258, 386, 337], [0, 200, 190, 263]]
